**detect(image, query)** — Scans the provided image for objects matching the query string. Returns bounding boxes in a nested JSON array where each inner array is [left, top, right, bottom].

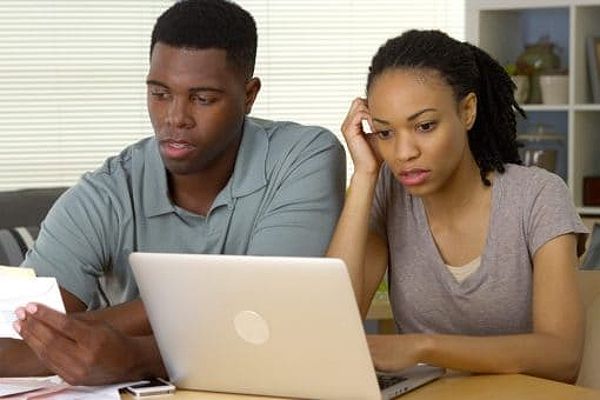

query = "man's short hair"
[[150, 0, 257, 79]]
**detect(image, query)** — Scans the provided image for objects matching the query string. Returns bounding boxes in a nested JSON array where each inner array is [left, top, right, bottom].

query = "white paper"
[[38, 384, 121, 400], [0, 376, 64, 398], [0, 267, 35, 279], [0, 377, 142, 400], [0, 277, 66, 340]]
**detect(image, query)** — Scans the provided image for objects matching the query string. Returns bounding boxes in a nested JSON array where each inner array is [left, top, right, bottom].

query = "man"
[[1, 0, 345, 385]]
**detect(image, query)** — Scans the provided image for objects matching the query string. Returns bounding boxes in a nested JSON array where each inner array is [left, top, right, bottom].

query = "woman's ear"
[[460, 92, 477, 130]]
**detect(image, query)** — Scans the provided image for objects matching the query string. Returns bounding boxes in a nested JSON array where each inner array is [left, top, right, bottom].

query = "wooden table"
[[120, 373, 600, 399]]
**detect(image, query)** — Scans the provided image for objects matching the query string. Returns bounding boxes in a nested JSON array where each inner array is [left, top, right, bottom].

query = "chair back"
[[576, 270, 600, 389]]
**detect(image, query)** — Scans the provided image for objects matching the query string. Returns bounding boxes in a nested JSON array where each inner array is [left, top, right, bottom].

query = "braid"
[[367, 30, 524, 186], [465, 43, 524, 185]]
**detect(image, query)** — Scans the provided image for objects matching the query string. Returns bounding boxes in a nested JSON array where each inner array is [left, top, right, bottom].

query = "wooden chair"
[[576, 270, 600, 389]]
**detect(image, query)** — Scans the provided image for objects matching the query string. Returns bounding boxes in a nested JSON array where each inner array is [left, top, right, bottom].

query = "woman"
[[327, 30, 588, 383]]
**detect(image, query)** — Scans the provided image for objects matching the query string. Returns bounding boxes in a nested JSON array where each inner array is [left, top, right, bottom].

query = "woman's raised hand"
[[340, 98, 382, 176]]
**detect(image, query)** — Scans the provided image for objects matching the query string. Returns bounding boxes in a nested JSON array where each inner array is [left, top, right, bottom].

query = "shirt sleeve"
[[22, 174, 117, 307], [246, 129, 346, 257], [527, 171, 589, 257]]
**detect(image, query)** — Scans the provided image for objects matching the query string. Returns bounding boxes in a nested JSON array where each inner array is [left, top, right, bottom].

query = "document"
[[0, 376, 64, 398], [0, 267, 65, 340], [0, 266, 35, 279], [0, 376, 129, 399]]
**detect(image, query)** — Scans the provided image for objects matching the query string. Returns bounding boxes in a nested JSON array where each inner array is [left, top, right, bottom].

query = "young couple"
[[2, 0, 587, 386]]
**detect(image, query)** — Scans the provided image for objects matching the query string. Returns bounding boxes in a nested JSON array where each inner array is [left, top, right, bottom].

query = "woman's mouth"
[[396, 169, 431, 186]]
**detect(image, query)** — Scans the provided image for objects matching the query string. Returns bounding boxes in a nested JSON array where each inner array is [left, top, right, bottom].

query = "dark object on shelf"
[[521, 147, 557, 172], [517, 125, 564, 175], [517, 36, 561, 103], [582, 223, 600, 270], [583, 177, 600, 206]]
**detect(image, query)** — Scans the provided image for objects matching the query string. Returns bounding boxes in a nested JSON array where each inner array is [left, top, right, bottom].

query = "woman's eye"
[[376, 130, 393, 140], [417, 121, 437, 133]]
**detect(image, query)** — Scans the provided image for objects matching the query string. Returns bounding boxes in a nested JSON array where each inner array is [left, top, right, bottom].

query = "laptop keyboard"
[[377, 374, 407, 390]]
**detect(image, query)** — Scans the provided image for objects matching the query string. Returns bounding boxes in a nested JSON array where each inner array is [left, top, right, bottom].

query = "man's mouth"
[[160, 139, 196, 159]]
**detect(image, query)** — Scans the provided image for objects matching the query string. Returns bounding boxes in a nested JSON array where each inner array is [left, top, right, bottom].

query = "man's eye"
[[376, 130, 393, 140], [192, 95, 215, 105], [151, 91, 169, 100]]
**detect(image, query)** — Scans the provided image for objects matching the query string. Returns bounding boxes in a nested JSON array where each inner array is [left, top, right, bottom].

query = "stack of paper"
[[0, 376, 66, 398], [0, 376, 135, 399]]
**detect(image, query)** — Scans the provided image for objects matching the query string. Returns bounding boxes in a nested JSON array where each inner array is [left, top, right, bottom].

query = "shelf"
[[521, 104, 569, 111], [519, 105, 600, 112], [517, 134, 564, 141], [468, 0, 600, 217], [574, 104, 600, 111], [578, 206, 600, 216]]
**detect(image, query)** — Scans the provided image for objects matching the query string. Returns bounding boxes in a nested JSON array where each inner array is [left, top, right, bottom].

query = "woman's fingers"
[[341, 98, 370, 138], [340, 98, 381, 174]]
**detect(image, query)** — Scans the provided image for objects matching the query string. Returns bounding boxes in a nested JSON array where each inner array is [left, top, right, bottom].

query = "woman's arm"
[[327, 173, 388, 317], [368, 233, 584, 383], [326, 98, 388, 317]]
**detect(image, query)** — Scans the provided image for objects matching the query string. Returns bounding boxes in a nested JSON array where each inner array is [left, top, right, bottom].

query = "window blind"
[[0, 0, 464, 190]]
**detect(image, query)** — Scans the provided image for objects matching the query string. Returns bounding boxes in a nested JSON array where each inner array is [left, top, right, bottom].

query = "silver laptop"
[[130, 252, 444, 400]]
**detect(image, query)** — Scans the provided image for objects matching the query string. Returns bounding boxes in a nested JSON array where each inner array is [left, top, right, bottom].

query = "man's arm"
[[0, 286, 89, 377], [0, 288, 156, 379], [1, 173, 164, 382], [247, 129, 346, 256], [1, 180, 156, 380], [14, 303, 166, 385], [70, 297, 152, 336], [0, 340, 51, 377]]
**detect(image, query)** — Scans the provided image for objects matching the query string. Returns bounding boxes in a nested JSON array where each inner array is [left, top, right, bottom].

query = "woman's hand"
[[340, 98, 382, 175], [367, 334, 425, 372]]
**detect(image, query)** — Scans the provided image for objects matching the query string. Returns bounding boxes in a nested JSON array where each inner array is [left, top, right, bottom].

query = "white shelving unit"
[[466, 0, 600, 216]]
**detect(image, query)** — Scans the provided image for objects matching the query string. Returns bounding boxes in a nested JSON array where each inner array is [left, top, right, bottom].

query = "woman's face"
[[367, 68, 477, 197]]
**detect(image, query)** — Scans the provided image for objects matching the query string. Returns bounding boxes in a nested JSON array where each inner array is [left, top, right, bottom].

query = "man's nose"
[[166, 98, 194, 128]]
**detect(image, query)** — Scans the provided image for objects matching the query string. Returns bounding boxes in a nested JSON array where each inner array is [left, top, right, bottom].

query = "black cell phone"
[[124, 378, 176, 397]]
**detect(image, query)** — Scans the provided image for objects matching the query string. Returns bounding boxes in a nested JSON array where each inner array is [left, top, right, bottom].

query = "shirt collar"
[[143, 117, 268, 218], [143, 138, 173, 217], [230, 117, 268, 198]]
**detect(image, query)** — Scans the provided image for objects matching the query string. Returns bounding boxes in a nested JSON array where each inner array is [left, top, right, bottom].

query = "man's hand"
[[14, 303, 166, 385], [367, 334, 424, 372]]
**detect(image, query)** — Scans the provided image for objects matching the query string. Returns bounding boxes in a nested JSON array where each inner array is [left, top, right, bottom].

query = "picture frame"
[[587, 35, 600, 103]]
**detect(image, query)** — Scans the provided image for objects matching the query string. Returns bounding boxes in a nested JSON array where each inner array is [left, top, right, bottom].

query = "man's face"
[[147, 43, 258, 176]]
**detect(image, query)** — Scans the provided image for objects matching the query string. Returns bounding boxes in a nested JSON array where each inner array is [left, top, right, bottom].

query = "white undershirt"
[[445, 256, 482, 283]]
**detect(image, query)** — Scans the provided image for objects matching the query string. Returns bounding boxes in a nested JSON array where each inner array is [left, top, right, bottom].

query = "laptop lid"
[[130, 252, 441, 399]]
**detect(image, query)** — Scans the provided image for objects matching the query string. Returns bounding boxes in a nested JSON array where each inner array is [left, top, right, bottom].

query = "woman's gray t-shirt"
[[370, 163, 588, 335]]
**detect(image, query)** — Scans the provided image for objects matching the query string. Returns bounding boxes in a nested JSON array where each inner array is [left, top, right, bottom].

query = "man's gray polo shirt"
[[24, 118, 346, 309]]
